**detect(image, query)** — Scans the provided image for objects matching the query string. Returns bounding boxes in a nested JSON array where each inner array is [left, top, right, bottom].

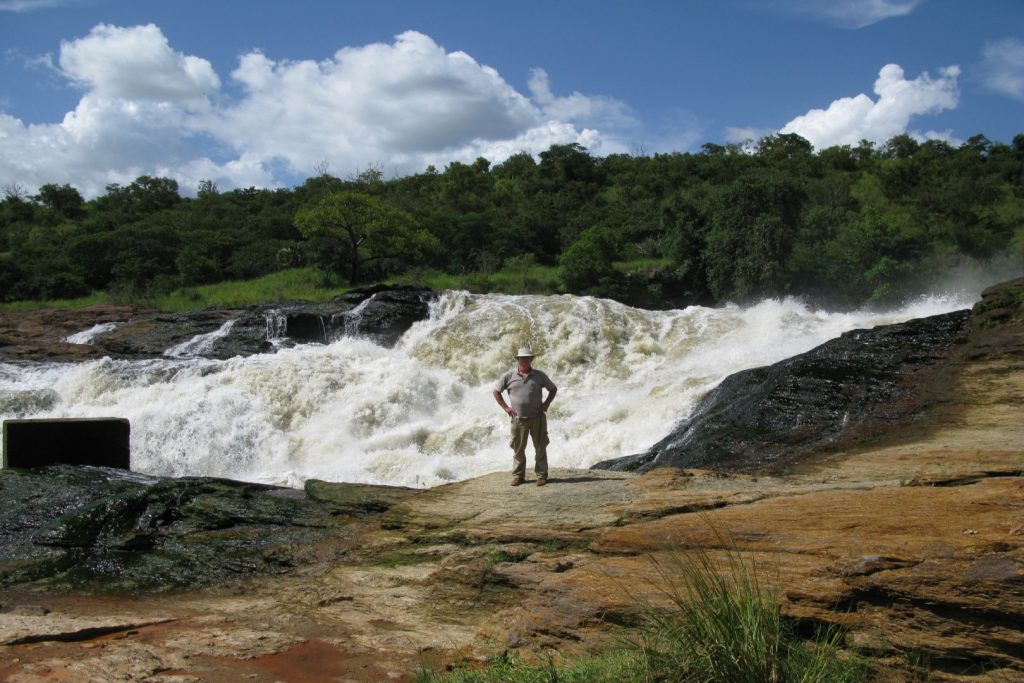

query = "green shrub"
[[560, 226, 619, 292]]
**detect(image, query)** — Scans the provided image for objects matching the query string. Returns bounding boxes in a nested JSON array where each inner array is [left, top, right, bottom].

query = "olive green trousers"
[[510, 414, 549, 480]]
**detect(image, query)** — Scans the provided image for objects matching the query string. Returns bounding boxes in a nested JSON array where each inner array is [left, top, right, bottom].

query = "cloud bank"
[[779, 63, 960, 149], [0, 26, 631, 197], [981, 38, 1024, 102]]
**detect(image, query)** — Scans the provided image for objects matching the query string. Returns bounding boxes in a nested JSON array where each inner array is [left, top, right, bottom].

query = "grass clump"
[[631, 531, 865, 683]]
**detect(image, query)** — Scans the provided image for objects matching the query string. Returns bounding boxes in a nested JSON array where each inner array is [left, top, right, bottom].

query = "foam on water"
[[0, 291, 975, 488]]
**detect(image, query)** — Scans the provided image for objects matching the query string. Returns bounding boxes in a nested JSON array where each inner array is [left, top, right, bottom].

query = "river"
[[0, 290, 975, 488]]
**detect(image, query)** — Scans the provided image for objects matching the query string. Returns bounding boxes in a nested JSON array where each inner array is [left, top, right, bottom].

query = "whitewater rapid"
[[0, 291, 975, 488]]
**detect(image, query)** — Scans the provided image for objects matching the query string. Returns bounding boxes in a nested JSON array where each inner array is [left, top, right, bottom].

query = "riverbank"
[[0, 279, 1021, 681]]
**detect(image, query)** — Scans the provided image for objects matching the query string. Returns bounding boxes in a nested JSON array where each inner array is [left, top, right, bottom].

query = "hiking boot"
[[511, 476, 523, 487], [536, 476, 547, 487]]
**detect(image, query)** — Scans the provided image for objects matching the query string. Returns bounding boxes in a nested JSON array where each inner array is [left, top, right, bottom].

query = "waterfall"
[[264, 310, 288, 344], [163, 320, 236, 358], [0, 291, 974, 489], [331, 292, 378, 340], [64, 322, 118, 345]]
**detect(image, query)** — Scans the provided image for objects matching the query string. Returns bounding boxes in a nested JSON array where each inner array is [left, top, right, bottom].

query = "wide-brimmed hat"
[[515, 347, 535, 358]]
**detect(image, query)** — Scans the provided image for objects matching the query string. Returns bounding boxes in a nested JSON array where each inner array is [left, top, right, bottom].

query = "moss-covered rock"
[[972, 275, 1024, 328], [0, 466, 348, 591], [303, 479, 419, 514]]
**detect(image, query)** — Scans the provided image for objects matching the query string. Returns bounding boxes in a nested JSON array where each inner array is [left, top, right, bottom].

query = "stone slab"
[[2, 417, 130, 469]]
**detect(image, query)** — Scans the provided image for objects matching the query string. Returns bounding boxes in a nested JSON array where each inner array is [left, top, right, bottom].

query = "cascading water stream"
[[335, 292, 378, 339], [63, 322, 119, 345], [264, 310, 288, 345], [0, 291, 975, 488], [163, 320, 237, 358]]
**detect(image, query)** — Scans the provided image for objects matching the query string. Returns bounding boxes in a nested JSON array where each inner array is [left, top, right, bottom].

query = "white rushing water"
[[63, 322, 119, 345], [163, 320, 236, 358], [0, 291, 975, 488]]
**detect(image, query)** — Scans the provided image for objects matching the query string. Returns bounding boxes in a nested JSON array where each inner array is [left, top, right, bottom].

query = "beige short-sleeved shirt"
[[494, 368, 557, 419]]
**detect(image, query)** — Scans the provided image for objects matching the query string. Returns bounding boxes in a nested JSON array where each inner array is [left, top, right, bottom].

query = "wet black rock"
[[52, 284, 436, 360], [332, 284, 437, 347], [0, 466, 349, 590], [92, 310, 243, 358], [593, 309, 972, 474]]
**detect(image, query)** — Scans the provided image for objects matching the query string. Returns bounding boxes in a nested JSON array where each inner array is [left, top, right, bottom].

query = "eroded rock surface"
[[0, 278, 1022, 681]]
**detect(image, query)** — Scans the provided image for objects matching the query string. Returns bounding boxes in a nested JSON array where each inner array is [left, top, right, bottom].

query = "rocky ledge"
[[594, 277, 1024, 474], [0, 284, 436, 362], [0, 278, 1021, 681]]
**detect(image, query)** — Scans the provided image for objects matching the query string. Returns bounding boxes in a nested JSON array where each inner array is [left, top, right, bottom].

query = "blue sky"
[[1, 0, 1021, 197]]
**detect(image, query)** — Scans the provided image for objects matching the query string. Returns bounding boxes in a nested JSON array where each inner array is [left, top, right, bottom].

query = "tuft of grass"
[[630, 524, 866, 683]]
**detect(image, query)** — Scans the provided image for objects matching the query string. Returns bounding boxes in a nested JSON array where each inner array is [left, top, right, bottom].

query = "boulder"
[[595, 277, 1024, 475], [330, 284, 436, 347], [0, 466, 352, 590], [594, 310, 971, 473], [248, 284, 437, 348]]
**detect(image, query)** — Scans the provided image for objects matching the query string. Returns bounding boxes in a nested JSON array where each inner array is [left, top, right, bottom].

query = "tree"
[[883, 134, 919, 159], [756, 133, 814, 162], [294, 191, 438, 284], [703, 171, 805, 301], [197, 179, 219, 197], [34, 183, 85, 220], [560, 226, 619, 292], [351, 164, 385, 186]]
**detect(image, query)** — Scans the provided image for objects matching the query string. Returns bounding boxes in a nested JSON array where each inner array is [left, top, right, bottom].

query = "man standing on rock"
[[492, 347, 558, 486]]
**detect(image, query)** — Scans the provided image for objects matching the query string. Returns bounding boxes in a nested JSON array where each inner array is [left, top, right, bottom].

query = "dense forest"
[[2, 132, 1023, 309]]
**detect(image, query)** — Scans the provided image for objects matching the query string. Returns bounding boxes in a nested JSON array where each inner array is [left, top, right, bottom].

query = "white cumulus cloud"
[[59, 23, 220, 105], [528, 67, 638, 131], [981, 38, 1024, 102], [212, 31, 546, 173], [780, 63, 960, 149], [0, 25, 629, 197]]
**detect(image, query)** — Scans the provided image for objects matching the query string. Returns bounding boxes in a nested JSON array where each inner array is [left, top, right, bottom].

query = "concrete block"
[[2, 418, 130, 470]]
